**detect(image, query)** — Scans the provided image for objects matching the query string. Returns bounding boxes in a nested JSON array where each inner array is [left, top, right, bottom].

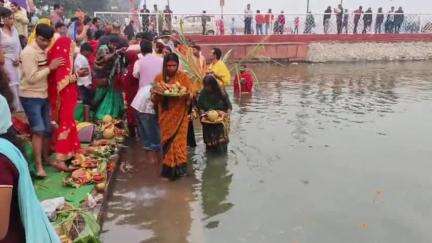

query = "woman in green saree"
[[197, 75, 232, 152], [92, 38, 125, 120]]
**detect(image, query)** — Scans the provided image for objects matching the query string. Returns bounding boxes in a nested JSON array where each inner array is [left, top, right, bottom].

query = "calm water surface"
[[101, 62, 432, 243]]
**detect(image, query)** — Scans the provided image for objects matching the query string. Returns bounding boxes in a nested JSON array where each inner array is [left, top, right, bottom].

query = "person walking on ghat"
[[394, 7, 404, 34], [385, 6, 395, 33], [201, 10, 210, 35], [264, 9, 273, 35], [335, 4, 343, 34], [163, 5, 173, 33], [353, 6, 363, 34], [304, 11, 315, 34], [255, 10, 264, 35], [275, 11, 285, 34], [342, 9, 349, 34], [323, 6, 332, 34], [362, 7, 373, 34], [375, 7, 384, 34], [141, 4, 150, 32], [244, 4, 253, 34]]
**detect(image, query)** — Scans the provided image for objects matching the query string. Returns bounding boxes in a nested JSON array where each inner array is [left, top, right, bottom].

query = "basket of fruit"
[[155, 82, 188, 97]]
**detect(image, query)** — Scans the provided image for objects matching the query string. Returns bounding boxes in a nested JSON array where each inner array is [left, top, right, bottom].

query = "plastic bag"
[[94, 87, 124, 121]]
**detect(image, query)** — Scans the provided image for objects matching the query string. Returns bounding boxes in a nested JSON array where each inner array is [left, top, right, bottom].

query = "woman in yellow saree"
[[152, 53, 193, 180]]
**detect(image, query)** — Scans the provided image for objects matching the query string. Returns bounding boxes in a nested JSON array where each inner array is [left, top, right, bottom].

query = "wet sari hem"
[[161, 163, 187, 181]]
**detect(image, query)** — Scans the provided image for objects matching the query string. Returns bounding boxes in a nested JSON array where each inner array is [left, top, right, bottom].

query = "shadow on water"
[[102, 61, 432, 243]]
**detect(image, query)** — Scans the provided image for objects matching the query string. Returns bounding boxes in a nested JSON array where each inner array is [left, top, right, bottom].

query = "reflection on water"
[[102, 61, 432, 243], [200, 152, 233, 228]]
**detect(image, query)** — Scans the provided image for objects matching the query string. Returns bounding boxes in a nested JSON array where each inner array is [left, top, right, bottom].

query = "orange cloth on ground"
[[154, 71, 193, 169]]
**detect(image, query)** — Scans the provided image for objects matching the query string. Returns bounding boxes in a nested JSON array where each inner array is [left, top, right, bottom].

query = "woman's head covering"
[[28, 17, 51, 44], [0, 94, 12, 135]]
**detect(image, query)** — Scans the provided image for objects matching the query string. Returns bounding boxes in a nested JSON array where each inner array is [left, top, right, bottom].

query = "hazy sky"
[[139, 0, 432, 13]]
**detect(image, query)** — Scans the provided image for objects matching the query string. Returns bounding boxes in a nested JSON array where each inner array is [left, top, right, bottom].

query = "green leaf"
[[73, 212, 100, 243]]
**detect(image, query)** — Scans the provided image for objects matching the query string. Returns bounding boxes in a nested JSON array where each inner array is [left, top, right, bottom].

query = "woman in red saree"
[[47, 36, 80, 171], [152, 53, 193, 180], [122, 44, 140, 137]]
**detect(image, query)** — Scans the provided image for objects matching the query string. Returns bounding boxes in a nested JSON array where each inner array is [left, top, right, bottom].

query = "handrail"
[[94, 11, 432, 16]]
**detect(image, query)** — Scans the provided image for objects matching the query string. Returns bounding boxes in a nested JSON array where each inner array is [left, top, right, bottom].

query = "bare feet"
[[36, 165, 47, 178], [51, 161, 74, 172]]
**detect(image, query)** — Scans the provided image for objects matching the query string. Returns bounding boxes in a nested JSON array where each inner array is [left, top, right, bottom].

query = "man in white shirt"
[[131, 40, 163, 163], [74, 42, 93, 121], [244, 4, 253, 34]]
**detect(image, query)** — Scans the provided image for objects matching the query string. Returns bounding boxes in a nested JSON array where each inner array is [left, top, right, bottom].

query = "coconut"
[[96, 182, 106, 193], [103, 115, 113, 123], [103, 125, 115, 139], [207, 110, 219, 122]]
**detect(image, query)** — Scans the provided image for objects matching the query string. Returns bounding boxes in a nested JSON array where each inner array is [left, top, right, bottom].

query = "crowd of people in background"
[[81, 3, 412, 37], [38, 2, 409, 37], [242, 4, 406, 35], [326, 5, 406, 34], [133, 3, 410, 36]]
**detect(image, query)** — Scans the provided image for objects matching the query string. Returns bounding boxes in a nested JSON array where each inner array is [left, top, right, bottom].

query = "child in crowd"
[[230, 18, 236, 35], [74, 42, 93, 121]]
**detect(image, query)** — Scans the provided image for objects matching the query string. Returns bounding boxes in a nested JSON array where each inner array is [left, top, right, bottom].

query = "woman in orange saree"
[[47, 36, 81, 171], [152, 53, 193, 180]]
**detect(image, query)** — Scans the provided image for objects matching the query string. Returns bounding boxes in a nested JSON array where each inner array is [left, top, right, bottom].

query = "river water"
[[101, 62, 432, 243]]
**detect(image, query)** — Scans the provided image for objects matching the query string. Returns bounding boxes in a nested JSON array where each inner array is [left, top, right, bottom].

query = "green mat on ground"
[[34, 167, 94, 207]]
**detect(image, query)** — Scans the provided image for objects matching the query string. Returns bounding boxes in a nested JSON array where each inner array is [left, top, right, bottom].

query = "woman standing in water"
[[0, 94, 61, 243], [152, 53, 193, 180], [197, 75, 232, 152]]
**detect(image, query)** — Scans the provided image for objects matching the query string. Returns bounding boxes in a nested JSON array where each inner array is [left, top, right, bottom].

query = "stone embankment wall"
[[307, 42, 432, 62], [188, 34, 432, 63]]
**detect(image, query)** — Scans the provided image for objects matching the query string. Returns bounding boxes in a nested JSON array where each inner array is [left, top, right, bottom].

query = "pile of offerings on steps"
[[66, 115, 126, 189], [38, 115, 127, 243]]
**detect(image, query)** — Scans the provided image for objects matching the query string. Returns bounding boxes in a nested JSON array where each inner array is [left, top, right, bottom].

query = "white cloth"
[[131, 54, 163, 114], [74, 53, 92, 87], [131, 85, 154, 114], [244, 9, 253, 18]]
